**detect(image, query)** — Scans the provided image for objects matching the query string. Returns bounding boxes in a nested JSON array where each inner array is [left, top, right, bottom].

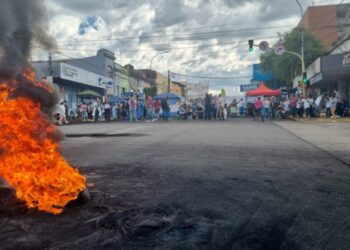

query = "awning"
[[77, 90, 102, 98], [109, 95, 125, 103], [245, 83, 281, 97], [153, 92, 182, 100]]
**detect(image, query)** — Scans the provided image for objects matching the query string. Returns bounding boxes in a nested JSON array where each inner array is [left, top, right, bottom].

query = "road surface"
[[1, 119, 350, 249]]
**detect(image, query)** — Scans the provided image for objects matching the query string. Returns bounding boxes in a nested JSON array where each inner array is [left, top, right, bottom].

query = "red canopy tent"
[[245, 83, 281, 97]]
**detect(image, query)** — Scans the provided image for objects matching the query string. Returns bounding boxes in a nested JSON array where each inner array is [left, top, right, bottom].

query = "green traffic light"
[[249, 48, 253, 52]]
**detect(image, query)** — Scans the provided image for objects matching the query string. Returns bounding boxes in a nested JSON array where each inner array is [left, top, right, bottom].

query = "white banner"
[[60, 63, 113, 89], [186, 81, 209, 99]]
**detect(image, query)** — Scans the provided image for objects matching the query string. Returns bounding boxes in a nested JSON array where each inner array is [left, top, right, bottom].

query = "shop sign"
[[343, 53, 350, 66], [240, 83, 259, 92], [60, 63, 113, 89]]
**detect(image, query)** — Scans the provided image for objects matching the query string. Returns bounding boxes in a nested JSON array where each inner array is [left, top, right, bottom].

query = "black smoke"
[[0, 0, 59, 112]]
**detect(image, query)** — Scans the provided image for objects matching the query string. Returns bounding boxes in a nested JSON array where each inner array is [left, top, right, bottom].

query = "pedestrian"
[[283, 98, 290, 117], [161, 96, 170, 120], [204, 93, 211, 120], [263, 97, 270, 119], [112, 103, 117, 120], [325, 97, 331, 118], [307, 95, 314, 117], [104, 100, 111, 122], [302, 96, 310, 118], [238, 98, 245, 117], [254, 97, 264, 121], [58, 101, 69, 125], [211, 95, 217, 119], [330, 94, 337, 118], [297, 97, 303, 118], [153, 99, 161, 120], [270, 96, 277, 119], [93, 98, 102, 122], [128, 94, 137, 122], [223, 103, 228, 120], [146, 95, 154, 121], [290, 95, 297, 117], [218, 94, 224, 120]]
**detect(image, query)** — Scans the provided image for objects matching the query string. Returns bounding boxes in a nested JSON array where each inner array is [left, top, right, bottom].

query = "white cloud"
[[30, 0, 340, 95]]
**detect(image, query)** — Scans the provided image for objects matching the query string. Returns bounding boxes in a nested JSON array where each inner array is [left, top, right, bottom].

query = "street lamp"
[[150, 50, 170, 69], [295, 0, 305, 94]]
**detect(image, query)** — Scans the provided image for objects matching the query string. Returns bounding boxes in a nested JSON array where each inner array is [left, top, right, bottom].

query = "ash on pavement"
[[1, 120, 350, 249]]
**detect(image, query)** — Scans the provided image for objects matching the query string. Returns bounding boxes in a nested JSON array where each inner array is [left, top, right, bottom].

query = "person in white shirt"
[[263, 98, 271, 119], [58, 101, 68, 125], [330, 95, 337, 118], [302, 97, 310, 117], [325, 97, 332, 118], [283, 98, 290, 117]]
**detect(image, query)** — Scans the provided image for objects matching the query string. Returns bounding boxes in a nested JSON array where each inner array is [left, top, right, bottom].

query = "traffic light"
[[248, 40, 254, 52], [302, 72, 309, 85]]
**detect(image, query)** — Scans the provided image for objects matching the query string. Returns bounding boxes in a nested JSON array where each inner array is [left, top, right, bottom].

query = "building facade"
[[298, 4, 350, 50], [32, 49, 151, 113], [137, 69, 170, 94]]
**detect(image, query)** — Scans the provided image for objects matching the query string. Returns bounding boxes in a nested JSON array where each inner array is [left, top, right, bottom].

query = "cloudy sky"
[[33, 0, 342, 95]]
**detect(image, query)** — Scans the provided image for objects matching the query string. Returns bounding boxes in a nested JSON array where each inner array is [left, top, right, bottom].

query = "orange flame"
[[0, 71, 85, 214]]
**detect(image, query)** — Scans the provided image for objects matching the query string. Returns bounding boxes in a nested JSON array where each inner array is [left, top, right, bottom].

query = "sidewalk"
[[288, 116, 350, 124], [274, 120, 350, 165]]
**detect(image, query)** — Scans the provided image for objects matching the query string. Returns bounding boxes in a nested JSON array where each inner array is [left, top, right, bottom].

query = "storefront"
[[53, 62, 113, 113], [307, 52, 350, 101]]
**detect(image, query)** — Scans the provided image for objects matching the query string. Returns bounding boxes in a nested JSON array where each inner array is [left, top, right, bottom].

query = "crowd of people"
[[249, 91, 348, 122], [54, 91, 349, 125]]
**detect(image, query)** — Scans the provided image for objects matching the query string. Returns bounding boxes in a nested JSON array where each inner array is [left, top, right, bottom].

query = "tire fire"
[[0, 69, 86, 214]]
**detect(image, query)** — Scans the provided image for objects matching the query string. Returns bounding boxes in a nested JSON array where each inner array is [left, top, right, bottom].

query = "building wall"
[[299, 4, 350, 50], [155, 72, 169, 94], [299, 5, 338, 50], [115, 64, 130, 94], [171, 81, 185, 96], [336, 4, 350, 40]]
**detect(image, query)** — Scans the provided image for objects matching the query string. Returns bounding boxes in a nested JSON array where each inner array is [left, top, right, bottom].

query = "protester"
[[146, 95, 154, 121], [128, 95, 138, 122], [307, 95, 314, 117], [263, 97, 270, 119], [325, 97, 332, 118], [58, 101, 69, 125], [302, 96, 310, 118], [330, 94, 337, 118], [254, 97, 264, 121], [161, 96, 170, 120], [93, 98, 102, 122], [204, 93, 211, 120], [103, 100, 111, 122], [218, 94, 224, 120], [111, 103, 117, 120], [238, 98, 245, 117], [290, 95, 297, 117], [270, 96, 277, 119], [211, 95, 217, 119], [283, 98, 290, 117], [154, 99, 161, 120]]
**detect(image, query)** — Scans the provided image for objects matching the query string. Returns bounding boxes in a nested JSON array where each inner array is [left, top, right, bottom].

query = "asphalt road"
[[1, 119, 350, 249]]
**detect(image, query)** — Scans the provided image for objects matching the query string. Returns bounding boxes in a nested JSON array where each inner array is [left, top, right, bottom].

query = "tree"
[[221, 88, 226, 97], [260, 29, 326, 87], [143, 86, 157, 97]]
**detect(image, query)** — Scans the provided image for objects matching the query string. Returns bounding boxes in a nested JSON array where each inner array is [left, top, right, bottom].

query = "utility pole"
[[168, 42, 171, 93], [48, 52, 53, 76], [295, 0, 305, 95], [168, 70, 171, 93]]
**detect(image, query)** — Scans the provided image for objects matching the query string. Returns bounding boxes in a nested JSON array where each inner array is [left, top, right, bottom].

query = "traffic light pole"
[[284, 50, 306, 96]]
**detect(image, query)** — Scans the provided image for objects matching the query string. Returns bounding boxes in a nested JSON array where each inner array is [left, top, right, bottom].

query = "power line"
[[171, 72, 251, 79], [36, 23, 340, 53], [53, 24, 296, 45]]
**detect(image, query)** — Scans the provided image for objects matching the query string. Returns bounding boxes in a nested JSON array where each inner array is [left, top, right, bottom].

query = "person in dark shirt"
[[161, 96, 170, 120]]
